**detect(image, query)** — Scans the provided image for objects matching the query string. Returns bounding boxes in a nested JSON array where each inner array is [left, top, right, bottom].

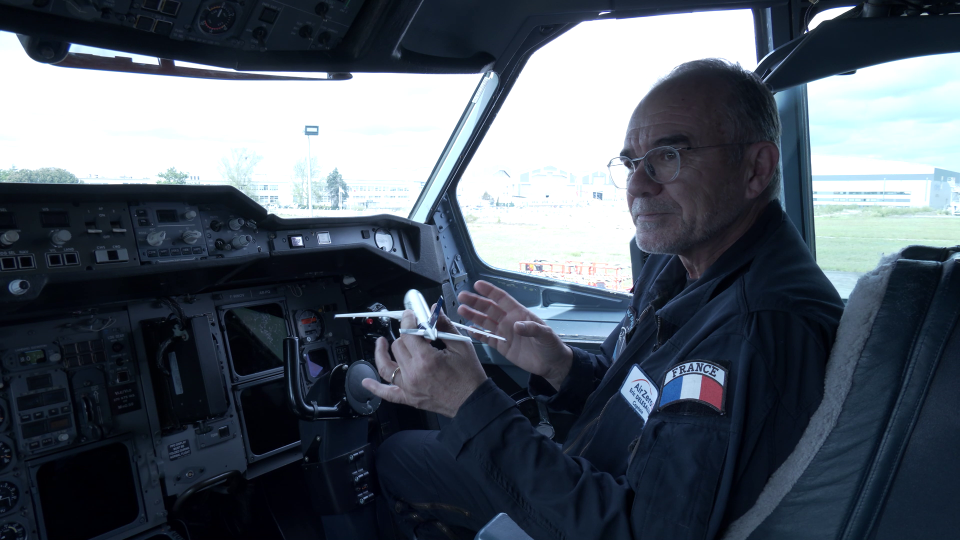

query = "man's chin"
[[635, 233, 680, 255]]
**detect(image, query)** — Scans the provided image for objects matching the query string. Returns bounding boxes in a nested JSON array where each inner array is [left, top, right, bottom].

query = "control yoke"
[[284, 336, 382, 420]]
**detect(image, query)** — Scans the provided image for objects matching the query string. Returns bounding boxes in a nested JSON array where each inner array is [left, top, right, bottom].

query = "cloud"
[[807, 53, 960, 172]]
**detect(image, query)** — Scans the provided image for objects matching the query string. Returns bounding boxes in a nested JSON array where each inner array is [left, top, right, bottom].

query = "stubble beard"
[[632, 185, 746, 256]]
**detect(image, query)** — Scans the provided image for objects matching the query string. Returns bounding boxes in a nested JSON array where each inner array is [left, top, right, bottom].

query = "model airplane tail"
[[427, 295, 443, 330]]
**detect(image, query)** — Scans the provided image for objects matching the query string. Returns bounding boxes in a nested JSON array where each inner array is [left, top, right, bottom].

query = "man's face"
[[623, 77, 749, 256]]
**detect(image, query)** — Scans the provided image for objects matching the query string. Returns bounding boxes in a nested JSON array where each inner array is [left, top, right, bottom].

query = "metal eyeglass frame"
[[606, 142, 750, 188]]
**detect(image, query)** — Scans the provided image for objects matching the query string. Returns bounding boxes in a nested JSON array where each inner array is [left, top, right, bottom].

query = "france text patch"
[[619, 365, 659, 423], [659, 360, 726, 413]]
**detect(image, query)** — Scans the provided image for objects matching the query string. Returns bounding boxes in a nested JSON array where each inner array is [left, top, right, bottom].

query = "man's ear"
[[742, 141, 779, 200]]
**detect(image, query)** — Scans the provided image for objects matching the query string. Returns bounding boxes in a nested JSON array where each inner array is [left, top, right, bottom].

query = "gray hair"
[[652, 59, 782, 202]]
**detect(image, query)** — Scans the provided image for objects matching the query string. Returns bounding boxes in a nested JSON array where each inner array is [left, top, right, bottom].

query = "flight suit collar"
[[649, 202, 785, 331]]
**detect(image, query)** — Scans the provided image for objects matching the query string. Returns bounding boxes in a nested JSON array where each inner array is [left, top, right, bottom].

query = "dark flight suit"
[[377, 202, 844, 540]]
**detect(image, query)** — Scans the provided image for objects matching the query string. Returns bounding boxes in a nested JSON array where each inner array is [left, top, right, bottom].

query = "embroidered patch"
[[658, 360, 726, 413], [619, 365, 659, 423]]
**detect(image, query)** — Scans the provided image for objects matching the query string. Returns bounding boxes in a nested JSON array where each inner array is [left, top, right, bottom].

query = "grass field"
[[814, 214, 960, 272], [467, 205, 631, 261], [465, 206, 960, 281]]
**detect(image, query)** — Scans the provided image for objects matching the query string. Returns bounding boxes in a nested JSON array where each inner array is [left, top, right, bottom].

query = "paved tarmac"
[[823, 270, 863, 300]]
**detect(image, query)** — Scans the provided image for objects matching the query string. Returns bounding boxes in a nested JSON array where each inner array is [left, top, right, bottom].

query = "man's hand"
[[458, 280, 573, 390], [361, 309, 488, 418]]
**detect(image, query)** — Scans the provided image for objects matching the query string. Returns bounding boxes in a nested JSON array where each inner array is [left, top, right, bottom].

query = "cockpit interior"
[[1, 0, 959, 539]]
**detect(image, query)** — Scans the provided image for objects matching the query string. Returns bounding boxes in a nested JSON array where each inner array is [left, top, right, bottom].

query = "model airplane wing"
[[398, 328, 474, 343], [449, 321, 506, 341], [336, 290, 505, 344], [334, 311, 404, 320], [400, 328, 473, 343], [427, 294, 506, 342], [437, 331, 475, 343]]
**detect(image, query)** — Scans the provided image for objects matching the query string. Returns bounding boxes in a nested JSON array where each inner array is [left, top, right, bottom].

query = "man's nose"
[[627, 166, 663, 198]]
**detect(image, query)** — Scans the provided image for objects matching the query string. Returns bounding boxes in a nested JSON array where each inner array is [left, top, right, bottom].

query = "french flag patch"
[[658, 360, 727, 413]]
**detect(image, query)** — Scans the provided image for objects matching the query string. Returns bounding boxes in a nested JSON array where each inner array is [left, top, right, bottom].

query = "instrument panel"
[[0, 185, 439, 309], [0, 184, 450, 540], [1, 0, 366, 53]]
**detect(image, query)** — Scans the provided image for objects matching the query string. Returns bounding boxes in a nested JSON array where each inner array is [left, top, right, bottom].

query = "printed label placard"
[[619, 365, 659, 423]]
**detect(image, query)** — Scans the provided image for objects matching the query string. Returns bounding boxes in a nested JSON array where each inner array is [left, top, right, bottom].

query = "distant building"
[[812, 168, 958, 209], [577, 170, 625, 204], [494, 166, 626, 207], [334, 179, 424, 210], [250, 174, 292, 207]]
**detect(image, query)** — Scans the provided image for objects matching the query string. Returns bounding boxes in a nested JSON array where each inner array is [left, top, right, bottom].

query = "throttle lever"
[[284, 336, 382, 420], [285, 336, 342, 420]]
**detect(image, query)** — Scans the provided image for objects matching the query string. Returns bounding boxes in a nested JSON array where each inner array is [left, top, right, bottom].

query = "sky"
[[0, 33, 480, 184], [2, 8, 959, 200]]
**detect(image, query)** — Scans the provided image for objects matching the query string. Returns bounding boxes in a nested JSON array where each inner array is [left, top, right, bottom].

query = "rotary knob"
[[146, 230, 167, 247], [49, 229, 72, 246], [0, 230, 19, 247], [184, 210, 198, 220], [228, 218, 245, 231], [8, 279, 29, 295], [181, 230, 202, 245], [230, 235, 251, 249]]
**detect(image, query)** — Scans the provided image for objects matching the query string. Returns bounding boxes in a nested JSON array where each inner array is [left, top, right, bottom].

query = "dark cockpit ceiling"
[[0, 0, 764, 75]]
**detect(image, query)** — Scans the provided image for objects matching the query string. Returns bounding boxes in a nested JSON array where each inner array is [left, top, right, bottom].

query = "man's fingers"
[[514, 320, 550, 341], [473, 280, 523, 311], [374, 337, 399, 380], [457, 290, 508, 322], [434, 308, 458, 333], [390, 336, 413, 367], [399, 309, 418, 330], [361, 378, 406, 404], [456, 303, 488, 326], [456, 304, 497, 334]]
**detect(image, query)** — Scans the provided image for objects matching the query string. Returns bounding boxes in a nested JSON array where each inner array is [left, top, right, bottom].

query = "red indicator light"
[[365, 318, 374, 325]]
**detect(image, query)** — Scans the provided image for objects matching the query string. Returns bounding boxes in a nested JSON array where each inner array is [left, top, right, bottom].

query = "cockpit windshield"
[[0, 31, 482, 219]]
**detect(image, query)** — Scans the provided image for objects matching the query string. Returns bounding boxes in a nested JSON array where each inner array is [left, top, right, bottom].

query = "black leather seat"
[[725, 245, 960, 540]]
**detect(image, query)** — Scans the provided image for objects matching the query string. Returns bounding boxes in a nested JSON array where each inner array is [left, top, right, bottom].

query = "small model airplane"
[[334, 289, 505, 343]]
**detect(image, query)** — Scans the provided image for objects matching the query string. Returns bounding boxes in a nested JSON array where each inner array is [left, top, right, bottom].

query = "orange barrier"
[[519, 260, 632, 291]]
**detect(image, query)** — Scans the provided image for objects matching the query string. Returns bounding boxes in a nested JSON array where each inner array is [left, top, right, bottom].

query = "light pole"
[[304, 125, 318, 216]]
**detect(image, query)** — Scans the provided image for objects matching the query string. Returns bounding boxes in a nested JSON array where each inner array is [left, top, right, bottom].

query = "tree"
[[218, 148, 262, 198], [6, 167, 79, 184], [292, 157, 323, 208], [157, 167, 188, 185], [481, 191, 493, 202], [325, 168, 349, 210]]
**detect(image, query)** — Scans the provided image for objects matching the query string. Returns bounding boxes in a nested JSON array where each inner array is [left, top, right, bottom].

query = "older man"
[[362, 59, 844, 540]]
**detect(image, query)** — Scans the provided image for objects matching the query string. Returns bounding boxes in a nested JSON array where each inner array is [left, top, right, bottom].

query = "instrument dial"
[[0, 522, 26, 540], [374, 229, 394, 252], [0, 482, 19, 515], [295, 310, 325, 343], [199, 2, 237, 34], [0, 442, 12, 472]]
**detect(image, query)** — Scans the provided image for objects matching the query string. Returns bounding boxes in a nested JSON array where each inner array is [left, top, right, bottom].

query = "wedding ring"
[[390, 366, 401, 386]]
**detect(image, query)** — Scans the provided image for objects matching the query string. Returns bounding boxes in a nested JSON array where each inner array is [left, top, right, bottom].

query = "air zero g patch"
[[619, 365, 659, 423], [659, 360, 727, 413]]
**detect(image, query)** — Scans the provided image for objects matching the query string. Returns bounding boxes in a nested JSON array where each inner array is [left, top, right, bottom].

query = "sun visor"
[[758, 15, 960, 92]]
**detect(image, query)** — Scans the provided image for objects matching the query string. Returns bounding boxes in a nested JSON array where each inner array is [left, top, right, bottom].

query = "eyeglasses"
[[606, 143, 748, 187]]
